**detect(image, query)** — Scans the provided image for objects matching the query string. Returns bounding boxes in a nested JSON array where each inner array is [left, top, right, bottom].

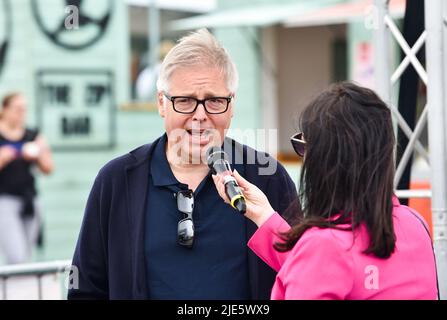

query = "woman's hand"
[[22, 142, 41, 162], [212, 169, 275, 227], [31, 136, 54, 174]]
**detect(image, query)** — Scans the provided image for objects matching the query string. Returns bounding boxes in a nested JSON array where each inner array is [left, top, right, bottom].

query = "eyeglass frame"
[[176, 189, 195, 248], [163, 93, 233, 114], [290, 132, 306, 157]]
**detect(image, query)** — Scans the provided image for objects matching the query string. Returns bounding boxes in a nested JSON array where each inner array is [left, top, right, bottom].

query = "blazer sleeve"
[[67, 173, 109, 299], [248, 212, 291, 272]]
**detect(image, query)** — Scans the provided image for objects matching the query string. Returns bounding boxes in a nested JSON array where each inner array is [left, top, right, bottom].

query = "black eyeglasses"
[[176, 189, 194, 248], [291, 132, 306, 157], [164, 93, 232, 114]]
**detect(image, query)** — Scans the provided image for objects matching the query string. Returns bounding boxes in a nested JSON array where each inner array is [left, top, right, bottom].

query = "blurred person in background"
[[0, 92, 54, 265], [69, 29, 297, 299], [136, 40, 175, 102], [213, 82, 438, 300]]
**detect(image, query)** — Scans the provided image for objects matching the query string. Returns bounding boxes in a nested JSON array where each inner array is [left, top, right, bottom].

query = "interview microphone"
[[207, 146, 246, 214]]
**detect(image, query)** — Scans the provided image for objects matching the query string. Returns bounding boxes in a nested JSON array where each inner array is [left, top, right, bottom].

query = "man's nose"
[[192, 102, 208, 121]]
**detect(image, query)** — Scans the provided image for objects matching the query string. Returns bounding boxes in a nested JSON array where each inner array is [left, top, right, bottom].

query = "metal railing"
[[0, 260, 72, 300]]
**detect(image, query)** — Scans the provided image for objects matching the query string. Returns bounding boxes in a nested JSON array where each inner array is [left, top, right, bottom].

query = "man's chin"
[[191, 144, 212, 165], [173, 134, 223, 165], [173, 144, 205, 166]]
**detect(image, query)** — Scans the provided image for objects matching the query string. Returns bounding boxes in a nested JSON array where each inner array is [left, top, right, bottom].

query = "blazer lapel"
[[124, 139, 160, 299]]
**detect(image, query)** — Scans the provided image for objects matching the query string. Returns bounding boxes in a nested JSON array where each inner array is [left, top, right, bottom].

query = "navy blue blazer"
[[68, 136, 298, 299]]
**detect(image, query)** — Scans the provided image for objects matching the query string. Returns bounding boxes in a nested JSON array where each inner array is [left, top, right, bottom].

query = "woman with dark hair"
[[213, 82, 438, 299], [0, 92, 54, 265]]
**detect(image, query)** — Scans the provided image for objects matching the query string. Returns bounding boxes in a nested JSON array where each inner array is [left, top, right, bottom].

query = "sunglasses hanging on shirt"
[[176, 189, 194, 248]]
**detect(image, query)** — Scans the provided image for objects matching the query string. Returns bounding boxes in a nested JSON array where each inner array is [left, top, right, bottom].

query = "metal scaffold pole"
[[373, 0, 391, 103], [374, 0, 447, 298], [425, 0, 447, 300]]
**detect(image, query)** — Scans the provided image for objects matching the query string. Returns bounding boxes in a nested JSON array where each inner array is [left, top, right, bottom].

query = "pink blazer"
[[248, 197, 438, 299]]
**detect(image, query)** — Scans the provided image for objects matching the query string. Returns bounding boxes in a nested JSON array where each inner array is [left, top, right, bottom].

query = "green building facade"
[[0, 0, 402, 263]]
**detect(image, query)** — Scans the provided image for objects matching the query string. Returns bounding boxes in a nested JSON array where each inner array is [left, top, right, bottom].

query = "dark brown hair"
[[275, 82, 396, 258], [2, 92, 21, 109]]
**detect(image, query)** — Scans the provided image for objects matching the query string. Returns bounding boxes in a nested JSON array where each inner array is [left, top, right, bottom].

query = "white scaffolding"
[[374, 0, 447, 299]]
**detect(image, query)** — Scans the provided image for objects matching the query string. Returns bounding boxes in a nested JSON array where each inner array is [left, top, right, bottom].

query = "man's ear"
[[158, 92, 165, 118], [230, 94, 235, 118]]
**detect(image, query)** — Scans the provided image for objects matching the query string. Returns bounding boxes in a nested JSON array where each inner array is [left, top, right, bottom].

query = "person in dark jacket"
[[68, 29, 297, 299]]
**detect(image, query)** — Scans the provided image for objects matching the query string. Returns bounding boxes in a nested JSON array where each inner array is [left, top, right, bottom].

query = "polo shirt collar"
[[150, 134, 179, 187]]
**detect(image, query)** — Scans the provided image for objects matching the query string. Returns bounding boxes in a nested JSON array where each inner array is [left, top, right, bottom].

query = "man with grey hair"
[[69, 29, 297, 299]]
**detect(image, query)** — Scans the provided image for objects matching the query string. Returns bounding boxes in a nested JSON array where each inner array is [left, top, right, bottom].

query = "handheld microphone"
[[207, 146, 246, 214]]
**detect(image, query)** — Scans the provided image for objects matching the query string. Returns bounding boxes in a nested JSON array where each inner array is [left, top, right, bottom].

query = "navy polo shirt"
[[145, 135, 251, 299]]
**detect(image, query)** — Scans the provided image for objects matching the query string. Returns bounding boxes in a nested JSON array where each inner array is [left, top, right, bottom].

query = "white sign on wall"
[[37, 69, 115, 150]]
